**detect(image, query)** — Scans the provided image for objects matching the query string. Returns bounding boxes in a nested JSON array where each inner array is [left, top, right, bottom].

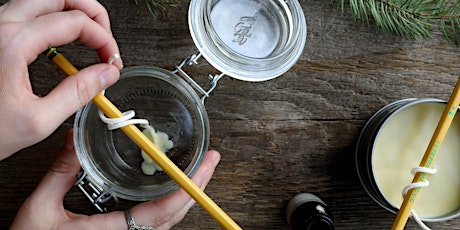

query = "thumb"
[[43, 63, 120, 124], [32, 130, 82, 205]]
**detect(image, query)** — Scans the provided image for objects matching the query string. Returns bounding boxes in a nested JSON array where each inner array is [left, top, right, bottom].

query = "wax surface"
[[373, 102, 460, 218], [140, 125, 174, 175]]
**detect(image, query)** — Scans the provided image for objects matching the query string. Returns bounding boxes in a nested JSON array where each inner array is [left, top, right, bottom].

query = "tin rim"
[[356, 98, 460, 222], [355, 98, 417, 213]]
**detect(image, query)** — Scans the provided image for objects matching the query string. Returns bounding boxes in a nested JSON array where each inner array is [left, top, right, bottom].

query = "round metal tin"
[[356, 98, 460, 222]]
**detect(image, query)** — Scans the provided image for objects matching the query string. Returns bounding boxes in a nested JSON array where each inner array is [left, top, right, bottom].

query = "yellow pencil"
[[45, 47, 242, 230], [391, 76, 460, 230]]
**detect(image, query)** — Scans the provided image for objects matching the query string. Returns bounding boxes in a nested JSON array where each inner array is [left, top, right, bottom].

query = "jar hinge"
[[172, 53, 225, 103], [75, 171, 119, 212]]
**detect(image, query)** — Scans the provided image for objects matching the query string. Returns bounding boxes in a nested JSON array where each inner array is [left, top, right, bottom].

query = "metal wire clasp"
[[172, 53, 225, 103], [75, 171, 119, 212]]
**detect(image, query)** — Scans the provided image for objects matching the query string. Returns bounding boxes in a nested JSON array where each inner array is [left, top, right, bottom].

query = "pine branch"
[[132, 0, 180, 16], [337, 0, 460, 44], [439, 1, 460, 44]]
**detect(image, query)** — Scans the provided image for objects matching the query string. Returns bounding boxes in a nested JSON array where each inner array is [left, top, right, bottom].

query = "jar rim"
[[74, 66, 209, 201], [189, 0, 307, 81]]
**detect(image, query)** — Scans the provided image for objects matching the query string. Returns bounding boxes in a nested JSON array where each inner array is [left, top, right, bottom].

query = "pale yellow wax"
[[140, 125, 174, 175], [373, 102, 460, 219]]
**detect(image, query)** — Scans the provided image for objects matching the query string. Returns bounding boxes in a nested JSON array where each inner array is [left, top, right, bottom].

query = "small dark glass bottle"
[[286, 193, 335, 230]]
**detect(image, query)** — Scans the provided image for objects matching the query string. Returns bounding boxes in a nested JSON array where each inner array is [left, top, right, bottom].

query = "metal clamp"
[[172, 53, 225, 103], [75, 171, 119, 212]]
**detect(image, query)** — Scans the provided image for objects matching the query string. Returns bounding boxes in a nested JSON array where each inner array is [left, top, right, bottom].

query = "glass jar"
[[73, 0, 306, 212], [74, 66, 209, 211]]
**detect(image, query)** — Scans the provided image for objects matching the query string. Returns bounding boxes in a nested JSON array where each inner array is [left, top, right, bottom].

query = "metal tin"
[[356, 98, 460, 222]]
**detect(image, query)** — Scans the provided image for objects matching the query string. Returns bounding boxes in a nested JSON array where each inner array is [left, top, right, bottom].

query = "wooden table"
[[1, 0, 459, 229]]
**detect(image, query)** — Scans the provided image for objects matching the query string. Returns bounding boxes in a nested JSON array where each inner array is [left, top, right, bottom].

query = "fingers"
[[9, 130, 85, 230], [0, 0, 112, 33], [130, 150, 221, 229], [10, 11, 121, 68], [0, 0, 121, 159], [89, 150, 221, 230], [29, 130, 81, 205], [33, 148, 221, 230], [41, 63, 120, 125]]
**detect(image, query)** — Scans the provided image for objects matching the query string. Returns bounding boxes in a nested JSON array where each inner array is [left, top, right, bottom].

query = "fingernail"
[[108, 53, 123, 70], [210, 150, 221, 167], [100, 67, 119, 88], [108, 53, 121, 65]]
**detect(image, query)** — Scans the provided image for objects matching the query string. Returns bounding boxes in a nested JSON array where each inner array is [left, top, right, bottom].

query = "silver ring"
[[125, 209, 154, 230]]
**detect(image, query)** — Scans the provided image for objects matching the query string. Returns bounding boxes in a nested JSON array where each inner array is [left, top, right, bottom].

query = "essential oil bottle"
[[286, 193, 335, 230]]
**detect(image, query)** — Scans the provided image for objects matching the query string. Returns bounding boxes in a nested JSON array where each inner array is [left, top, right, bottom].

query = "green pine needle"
[[132, 0, 180, 16], [337, 0, 460, 44]]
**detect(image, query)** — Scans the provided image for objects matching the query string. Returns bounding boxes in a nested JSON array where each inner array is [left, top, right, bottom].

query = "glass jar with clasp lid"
[[74, 0, 307, 212]]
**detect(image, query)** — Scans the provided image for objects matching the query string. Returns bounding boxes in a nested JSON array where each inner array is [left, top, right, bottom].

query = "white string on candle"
[[98, 54, 150, 130], [402, 166, 438, 230]]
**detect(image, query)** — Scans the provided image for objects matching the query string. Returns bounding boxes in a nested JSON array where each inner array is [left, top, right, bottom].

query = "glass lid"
[[189, 0, 307, 81]]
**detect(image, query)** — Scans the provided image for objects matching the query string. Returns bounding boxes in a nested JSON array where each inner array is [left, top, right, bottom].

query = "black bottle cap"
[[286, 193, 335, 230]]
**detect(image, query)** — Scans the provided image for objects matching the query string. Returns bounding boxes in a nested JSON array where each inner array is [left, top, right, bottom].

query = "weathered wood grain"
[[0, 0, 459, 229]]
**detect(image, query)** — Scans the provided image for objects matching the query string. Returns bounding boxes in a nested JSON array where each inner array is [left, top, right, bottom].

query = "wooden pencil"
[[45, 47, 241, 230], [391, 76, 460, 230]]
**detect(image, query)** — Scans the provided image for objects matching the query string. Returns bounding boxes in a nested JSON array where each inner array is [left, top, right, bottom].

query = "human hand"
[[10, 130, 221, 230], [0, 0, 123, 160]]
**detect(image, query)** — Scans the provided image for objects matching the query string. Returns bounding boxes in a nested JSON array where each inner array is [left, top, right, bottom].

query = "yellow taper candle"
[[391, 76, 460, 230], [45, 47, 241, 230]]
